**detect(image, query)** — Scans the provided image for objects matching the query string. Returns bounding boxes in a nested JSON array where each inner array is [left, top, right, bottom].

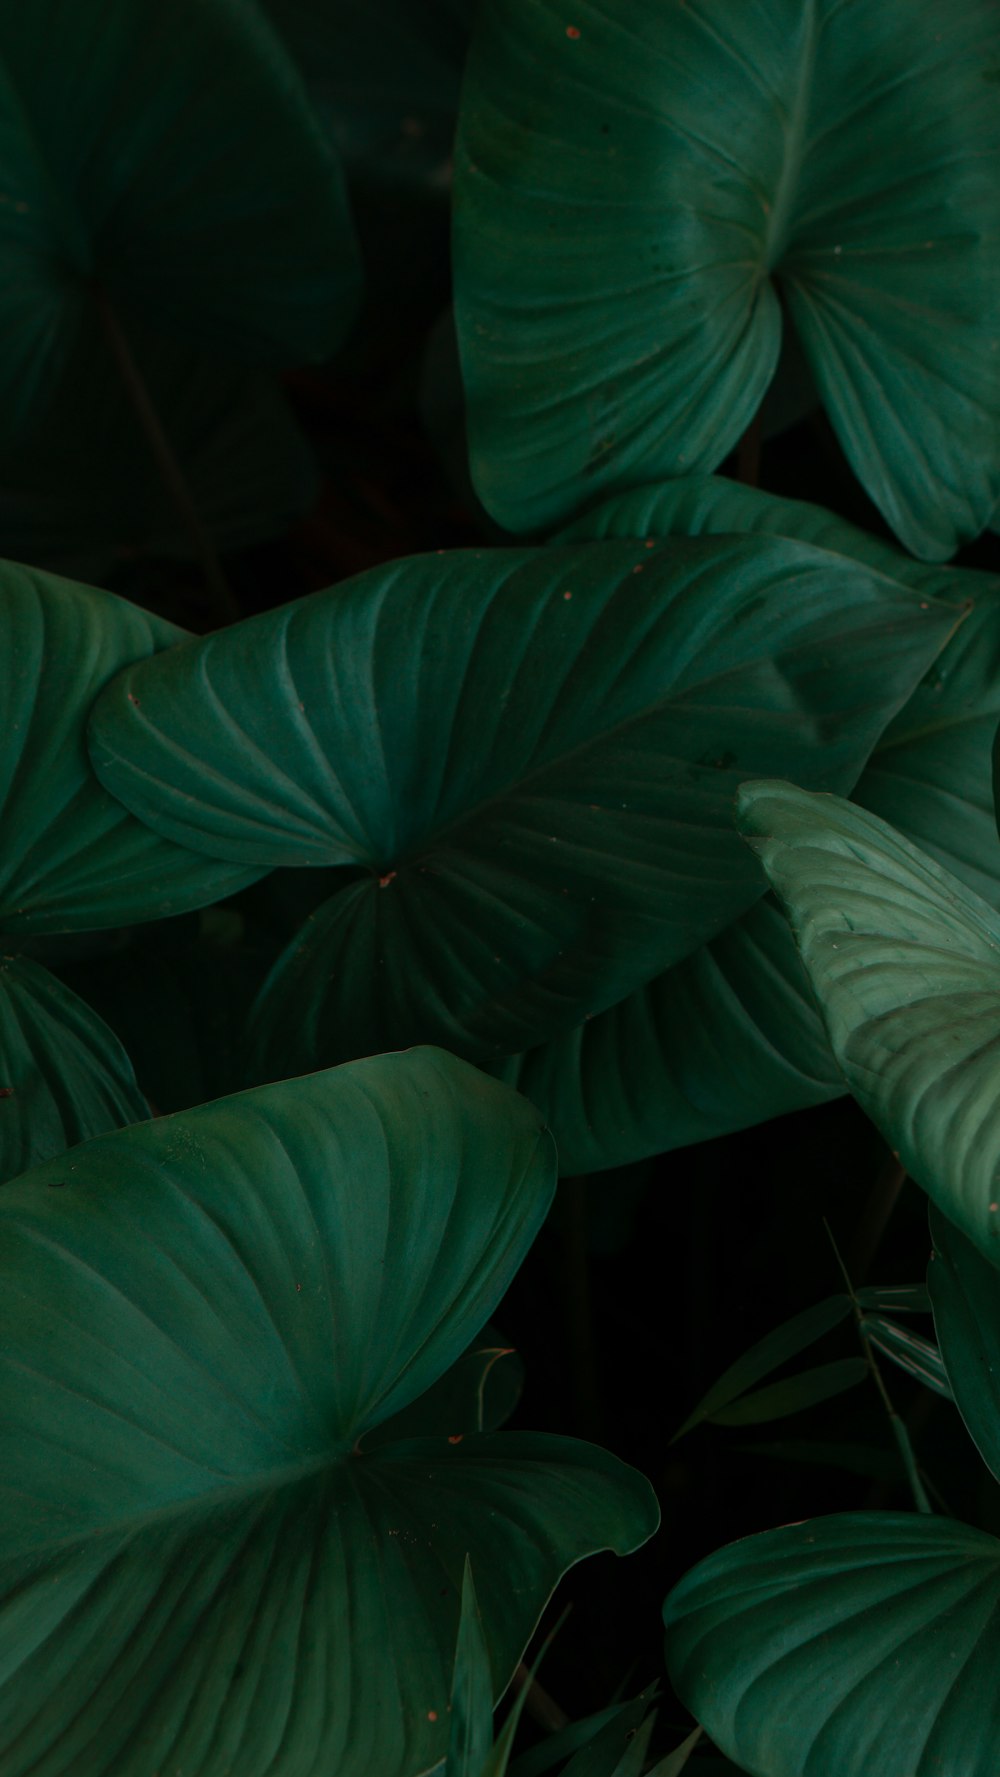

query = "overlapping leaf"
[[499, 482, 1000, 1172], [0, 1046, 657, 1777], [737, 781, 1000, 1264], [0, 0, 360, 450], [88, 537, 955, 1074], [454, 0, 1000, 555], [0, 955, 147, 1185], [0, 564, 259, 933], [665, 1513, 1000, 1777]]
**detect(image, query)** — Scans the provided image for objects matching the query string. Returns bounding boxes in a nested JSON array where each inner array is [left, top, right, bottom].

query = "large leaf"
[[736, 781, 1000, 1265], [664, 1513, 1000, 1777], [88, 536, 956, 1074], [0, 1046, 657, 1777], [454, 0, 1000, 555], [0, 564, 259, 934], [495, 895, 844, 1173], [498, 482, 1000, 1174], [0, 0, 360, 450], [0, 954, 147, 1185]]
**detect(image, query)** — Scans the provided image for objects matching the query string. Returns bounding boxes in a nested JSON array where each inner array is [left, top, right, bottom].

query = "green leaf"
[[89, 537, 957, 1074], [929, 1205, 1000, 1485], [860, 1314, 953, 1400], [561, 1699, 657, 1776], [0, 954, 147, 1185], [0, 0, 360, 448], [0, 324, 318, 582], [564, 477, 1000, 908], [736, 780, 1000, 1266], [707, 1358, 868, 1427], [499, 479, 1000, 1174], [447, 1559, 495, 1777], [674, 1295, 852, 1440], [454, 3, 1000, 555], [495, 895, 845, 1174], [648, 1726, 704, 1777], [0, 564, 260, 934], [0, 1046, 658, 1776], [665, 1513, 1000, 1777], [856, 1283, 932, 1316], [509, 1700, 648, 1777]]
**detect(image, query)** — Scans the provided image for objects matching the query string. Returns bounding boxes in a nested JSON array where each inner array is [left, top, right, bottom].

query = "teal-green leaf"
[[497, 480, 1000, 1174], [0, 564, 259, 933], [495, 895, 845, 1174], [0, 954, 147, 1185], [0, 1046, 658, 1776], [859, 1313, 953, 1400], [0, 0, 360, 447], [454, 2, 1000, 556], [736, 781, 1000, 1265], [929, 1205, 1000, 1484], [88, 538, 956, 1071], [447, 1559, 495, 1777], [665, 1513, 1000, 1777], [707, 1358, 868, 1427], [674, 1294, 852, 1440]]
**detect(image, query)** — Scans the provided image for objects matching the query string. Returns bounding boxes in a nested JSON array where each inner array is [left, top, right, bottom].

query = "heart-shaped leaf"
[[0, 1046, 657, 1776], [498, 481, 1000, 1174], [0, 0, 360, 449], [454, 0, 1000, 555], [89, 537, 956, 1074], [736, 781, 1000, 1265], [0, 954, 147, 1185], [664, 1512, 1000, 1777], [496, 895, 845, 1174], [0, 563, 260, 934]]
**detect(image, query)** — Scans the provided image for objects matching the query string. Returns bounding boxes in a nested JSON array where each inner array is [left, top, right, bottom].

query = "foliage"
[[0, 0, 999, 1773]]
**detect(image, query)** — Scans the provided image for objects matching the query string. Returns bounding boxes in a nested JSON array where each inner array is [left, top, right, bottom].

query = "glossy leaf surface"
[[0, 0, 360, 448], [737, 781, 1000, 1264], [0, 954, 147, 1185], [90, 537, 955, 1071], [665, 1513, 1000, 1777], [502, 480, 1000, 1173], [455, 1, 1000, 555], [0, 1047, 657, 1776], [0, 564, 260, 933]]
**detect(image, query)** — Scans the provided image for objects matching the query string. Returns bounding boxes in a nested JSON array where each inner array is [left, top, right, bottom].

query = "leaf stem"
[[823, 1219, 932, 1515], [95, 287, 240, 626]]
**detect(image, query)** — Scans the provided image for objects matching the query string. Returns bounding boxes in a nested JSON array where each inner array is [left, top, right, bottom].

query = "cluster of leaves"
[[3, 0, 1000, 1773]]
